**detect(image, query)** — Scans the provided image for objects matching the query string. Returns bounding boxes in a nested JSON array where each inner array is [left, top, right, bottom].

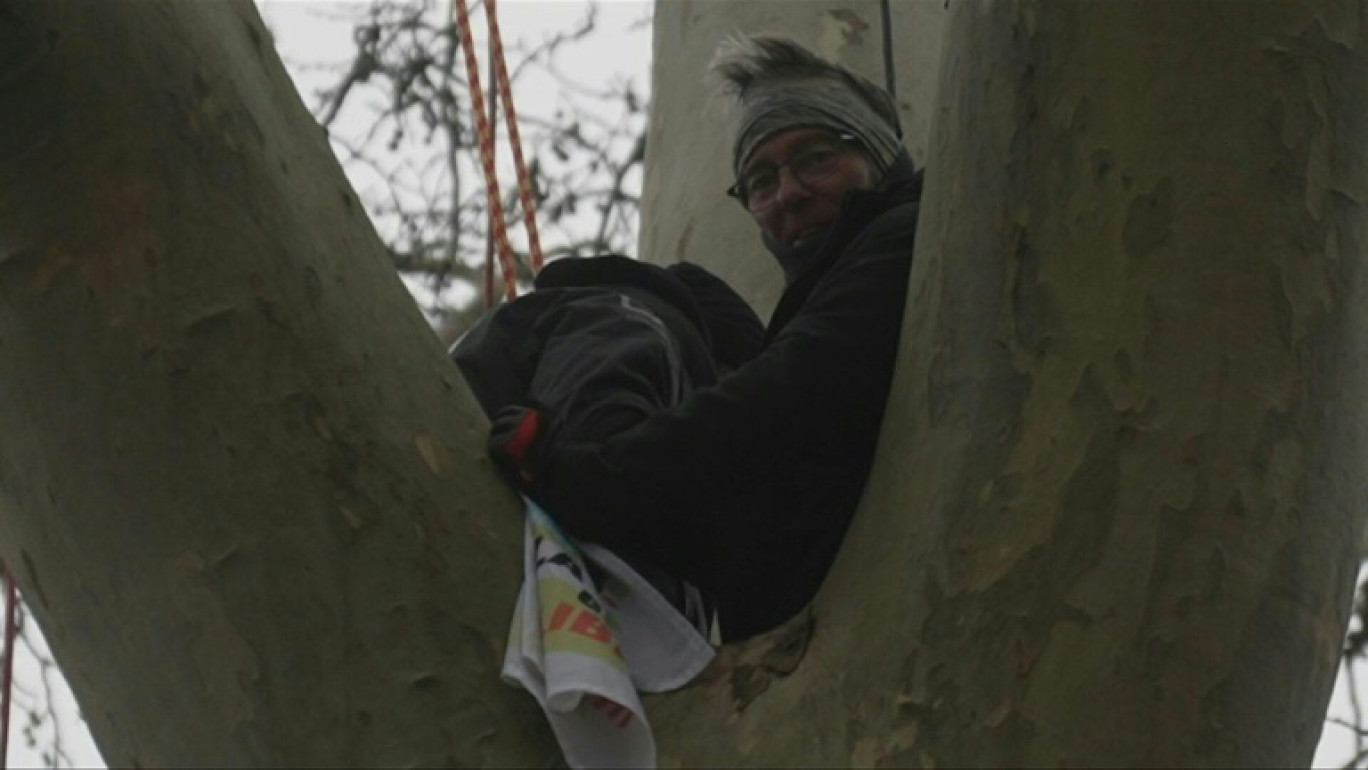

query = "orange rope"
[[484, 0, 544, 274], [452, 0, 544, 306], [481, 33, 500, 308], [453, 0, 517, 303]]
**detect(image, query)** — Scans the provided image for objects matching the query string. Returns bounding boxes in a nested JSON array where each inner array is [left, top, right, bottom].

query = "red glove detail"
[[503, 408, 541, 469]]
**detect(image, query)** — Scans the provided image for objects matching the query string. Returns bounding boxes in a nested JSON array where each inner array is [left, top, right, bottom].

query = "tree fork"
[[0, 0, 554, 764], [1, 0, 1365, 766]]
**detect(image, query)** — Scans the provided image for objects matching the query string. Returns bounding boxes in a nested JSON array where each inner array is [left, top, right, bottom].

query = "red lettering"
[[571, 610, 613, 643], [547, 602, 574, 632], [588, 695, 632, 728]]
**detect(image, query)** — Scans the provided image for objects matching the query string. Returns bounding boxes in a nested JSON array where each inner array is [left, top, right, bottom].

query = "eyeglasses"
[[727, 134, 863, 212]]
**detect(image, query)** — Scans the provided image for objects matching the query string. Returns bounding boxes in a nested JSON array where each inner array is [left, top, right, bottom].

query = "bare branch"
[[291, 0, 650, 329]]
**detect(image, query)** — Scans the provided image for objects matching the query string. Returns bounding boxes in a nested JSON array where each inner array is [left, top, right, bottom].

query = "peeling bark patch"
[[1303, 118, 1331, 221], [24, 248, 74, 297], [303, 267, 323, 304], [1011, 236, 1054, 355], [1112, 348, 1134, 384], [0, 248, 37, 271], [162, 346, 190, 376], [338, 505, 363, 530], [673, 218, 695, 263], [0, 7, 56, 91], [1062, 367, 1124, 516], [241, 15, 265, 59], [20, 550, 47, 610], [1003, 366, 1125, 690], [164, 552, 260, 729], [187, 71, 266, 155], [183, 302, 238, 336], [728, 663, 769, 713], [1315, 2, 1363, 47], [409, 672, 440, 689], [74, 177, 160, 326], [414, 432, 441, 474], [253, 297, 289, 330], [1141, 635, 1173, 682], [283, 392, 329, 440], [726, 610, 814, 713], [1251, 406, 1298, 488], [926, 347, 955, 424], [759, 610, 813, 676], [1195, 677, 1234, 759], [1121, 177, 1173, 259], [851, 721, 920, 768], [0, 243, 58, 303], [1091, 149, 1114, 183], [1266, 41, 1336, 221], [823, 10, 870, 46]]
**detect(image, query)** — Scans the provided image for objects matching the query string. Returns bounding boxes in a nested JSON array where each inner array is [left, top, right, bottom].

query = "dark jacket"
[[453, 256, 764, 626], [454, 255, 763, 444], [521, 153, 924, 640]]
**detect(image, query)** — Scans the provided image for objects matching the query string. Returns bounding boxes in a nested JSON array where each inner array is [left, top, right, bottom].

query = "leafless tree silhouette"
[[293, 0, 651, 339]]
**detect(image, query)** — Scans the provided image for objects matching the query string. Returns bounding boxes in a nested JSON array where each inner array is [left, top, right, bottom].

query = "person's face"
[[734, 128, 878, 249]]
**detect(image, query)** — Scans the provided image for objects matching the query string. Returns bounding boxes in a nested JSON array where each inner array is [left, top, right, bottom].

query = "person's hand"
[[488, 404, 547, 484]]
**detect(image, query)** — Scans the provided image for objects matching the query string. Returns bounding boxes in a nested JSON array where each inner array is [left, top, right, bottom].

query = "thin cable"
[[482, 29, 499, 308], [880, 0, 897, 101], [454, 0, 519, 302], [484, 0, 544, 272]]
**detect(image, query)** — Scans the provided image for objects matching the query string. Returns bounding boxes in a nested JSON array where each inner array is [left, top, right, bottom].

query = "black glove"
[[487, 404, 550, 485]]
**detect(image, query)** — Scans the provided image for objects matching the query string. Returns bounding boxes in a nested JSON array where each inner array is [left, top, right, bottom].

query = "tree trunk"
[[2, 0, 1364, 767], [642, 0, 1367, 766], [0, 0, 554, 764], [843, 0, 1367, 762]]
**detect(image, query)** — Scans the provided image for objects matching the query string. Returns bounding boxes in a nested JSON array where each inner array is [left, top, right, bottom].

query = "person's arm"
[[498, 202, 920, 558]]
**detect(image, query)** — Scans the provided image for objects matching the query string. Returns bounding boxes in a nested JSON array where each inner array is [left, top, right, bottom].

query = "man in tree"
[[452, 254, 765, 635], [488, 35, 923, 642]]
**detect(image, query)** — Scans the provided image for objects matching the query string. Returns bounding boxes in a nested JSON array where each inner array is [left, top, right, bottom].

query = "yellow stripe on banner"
[[538, 576, 626, 667]]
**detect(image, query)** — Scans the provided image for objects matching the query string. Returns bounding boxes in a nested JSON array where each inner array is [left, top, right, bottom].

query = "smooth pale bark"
[[637, 0, 947, 316], [0, 1, 555, 765], [841, 1, 1368, 762], [643, 0, 1368, 766]]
